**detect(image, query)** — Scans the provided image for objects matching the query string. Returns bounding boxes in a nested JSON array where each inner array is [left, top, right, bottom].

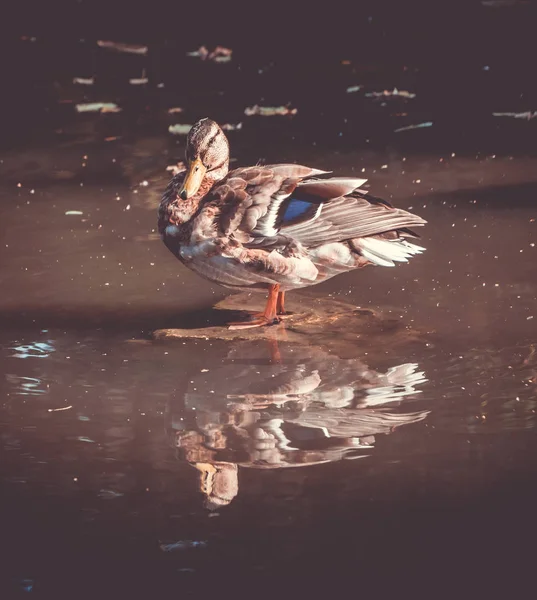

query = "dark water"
[[2, 11, 537, 597]]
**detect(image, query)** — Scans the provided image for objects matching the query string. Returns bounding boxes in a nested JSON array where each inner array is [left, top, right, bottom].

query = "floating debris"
[[187, 46, 209, 59], [129, 77, 148, 85], [48, 405, 73, 412], [75, 103, 121, 113], [221, 122, 243, 131], [394, 121, 433, 133], [97, 40, 148, 55], [365, 88, 416, 99], [104, 136, 121, 142], [65, 210, 84, 215], [168, 124, 192, 135], [98, 489, 124, 499], [244, 105, 298, 117], [166, 162, 186, 175], [482, 0, 528, 6], [187, 45, 232, 62], [167, 107, 184, 114], [73, 76, 94, 85], [159, 540, 208, 552], [346, 85, 362, 93], [492, 111, 537, 120]]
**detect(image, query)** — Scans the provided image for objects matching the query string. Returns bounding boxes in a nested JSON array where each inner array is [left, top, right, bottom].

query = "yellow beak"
[[194, 462, 217, 495], [179, 158, 207, 199]]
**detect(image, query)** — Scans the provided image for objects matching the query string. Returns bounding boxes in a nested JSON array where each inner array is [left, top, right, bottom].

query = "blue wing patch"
[[281, 198, 316, 223]]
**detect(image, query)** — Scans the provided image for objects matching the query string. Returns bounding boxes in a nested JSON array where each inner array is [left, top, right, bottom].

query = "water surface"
[[2, 30, 537, 598]]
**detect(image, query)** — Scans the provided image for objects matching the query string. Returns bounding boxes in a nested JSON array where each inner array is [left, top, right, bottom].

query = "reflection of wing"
[[358, 363, 427, 407], [288, 408, 430, 438], [174, 342, 431, 508], [185, 364, 323, 411], [226, 369, 322, 402], [185, 342, 426, 413]]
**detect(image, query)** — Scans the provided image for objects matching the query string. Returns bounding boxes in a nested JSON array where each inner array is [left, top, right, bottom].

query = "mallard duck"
[[158, 118, 426, 328]]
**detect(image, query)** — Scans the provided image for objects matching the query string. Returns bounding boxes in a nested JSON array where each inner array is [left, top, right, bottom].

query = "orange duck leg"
[[228, 284, 282, 329], [276, 291, 287, 316]]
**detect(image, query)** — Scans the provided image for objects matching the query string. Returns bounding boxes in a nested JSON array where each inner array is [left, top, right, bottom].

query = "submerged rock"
[[153, 292, 426, 357]]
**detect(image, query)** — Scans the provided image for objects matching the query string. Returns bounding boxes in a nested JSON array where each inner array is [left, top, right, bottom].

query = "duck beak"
[[194, 462, 217, 496], [179, 158, 207, 199], [193, 462, 238, 509]]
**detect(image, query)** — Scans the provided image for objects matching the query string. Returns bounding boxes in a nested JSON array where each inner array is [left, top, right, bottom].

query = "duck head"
[[179, 118, 230, 200]]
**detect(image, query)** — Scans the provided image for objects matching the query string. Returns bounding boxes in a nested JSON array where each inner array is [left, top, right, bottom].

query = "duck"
[[158, 118, 426, 328]]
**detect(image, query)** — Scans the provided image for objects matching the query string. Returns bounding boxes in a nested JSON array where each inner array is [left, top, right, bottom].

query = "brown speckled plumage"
[[158, 119, 426, 326]]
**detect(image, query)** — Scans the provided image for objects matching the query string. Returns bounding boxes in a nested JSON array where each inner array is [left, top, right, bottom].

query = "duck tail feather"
[[354, 236, 425, 267]]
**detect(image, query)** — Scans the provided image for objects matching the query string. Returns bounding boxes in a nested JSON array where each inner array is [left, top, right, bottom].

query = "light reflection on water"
[[6, 374, 47, 396], [8, 340, 55, 359], [425, 343, 537, 433]]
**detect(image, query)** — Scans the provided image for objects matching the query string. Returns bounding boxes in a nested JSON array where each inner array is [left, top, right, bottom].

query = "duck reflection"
[[171, 341, 429, 509]]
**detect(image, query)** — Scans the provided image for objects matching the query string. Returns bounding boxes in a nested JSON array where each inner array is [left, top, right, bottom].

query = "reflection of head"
[[194, 462, 238, 511]]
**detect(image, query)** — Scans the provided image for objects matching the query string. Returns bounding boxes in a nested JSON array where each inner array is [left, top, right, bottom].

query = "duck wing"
[[211, 164, 329, 241], [204, 164, 425, 250], [281, 186, 426, 247]]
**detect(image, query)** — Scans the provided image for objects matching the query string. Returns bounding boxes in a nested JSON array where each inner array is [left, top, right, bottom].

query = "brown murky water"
[[2, 30, 537, 598]]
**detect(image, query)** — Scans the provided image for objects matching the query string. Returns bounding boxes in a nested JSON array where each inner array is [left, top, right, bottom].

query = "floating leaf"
[[492, 111, 537, 120], [168, 124, 192, 135], [73, 77, 94, 85], [221, 122, 243, 131], [75, 103, 121, 113], [159, 540, 208, 552], [394, 121, 433, 133], [187, 45, 232, 62], [97, 40, 148, 55], [365, 88, 416, 99], [244, 105, 297, 117]]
